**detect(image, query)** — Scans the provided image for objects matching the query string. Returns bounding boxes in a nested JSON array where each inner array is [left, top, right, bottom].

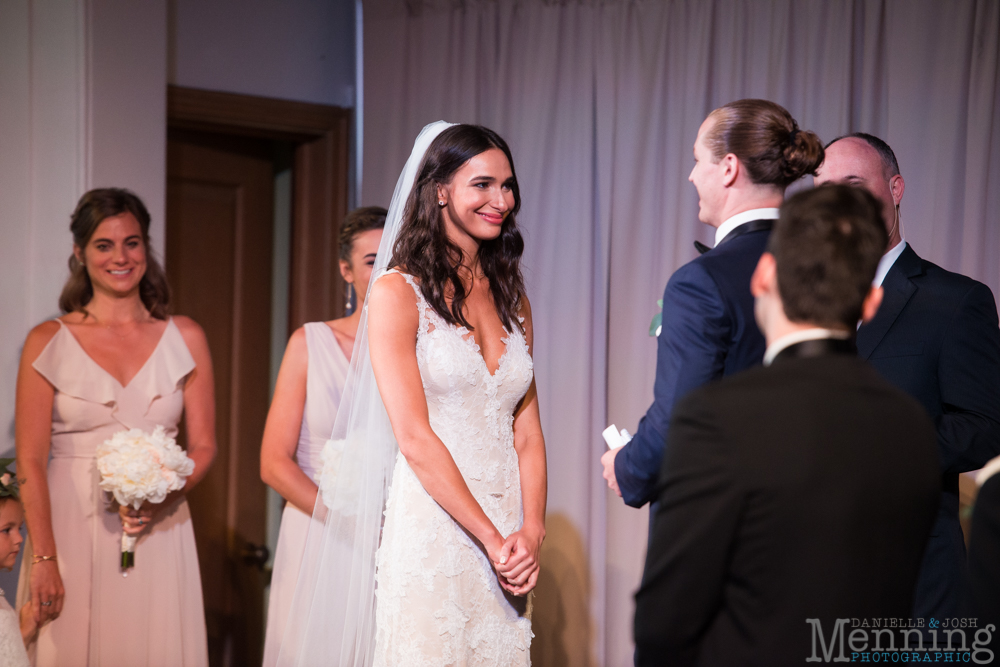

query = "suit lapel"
[[857, 245, 923, 359]]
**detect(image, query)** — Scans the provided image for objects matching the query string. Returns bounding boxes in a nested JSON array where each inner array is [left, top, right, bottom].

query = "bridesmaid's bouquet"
[[316, 432, 367, 515], [96, 426, 194, 570]]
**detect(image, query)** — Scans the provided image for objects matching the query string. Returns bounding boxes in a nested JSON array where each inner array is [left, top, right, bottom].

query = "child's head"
[[0, 460, 24, 571]]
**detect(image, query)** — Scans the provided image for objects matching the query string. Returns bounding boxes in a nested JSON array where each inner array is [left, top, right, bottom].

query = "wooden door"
[[166, 129, 274, 667]]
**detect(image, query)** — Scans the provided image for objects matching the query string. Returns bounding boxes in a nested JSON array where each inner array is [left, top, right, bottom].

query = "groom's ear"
[[721, 153, 740, 188], [750, 252, 776, 298]]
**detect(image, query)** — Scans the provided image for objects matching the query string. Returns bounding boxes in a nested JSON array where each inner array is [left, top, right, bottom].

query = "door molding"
[[167, 85, 351, 330]]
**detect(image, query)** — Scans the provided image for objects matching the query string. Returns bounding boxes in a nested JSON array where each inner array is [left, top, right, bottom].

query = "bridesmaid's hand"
[[119, 503, 154, 536], [29, 559, 64, 624], [495, 524, 544, 596]]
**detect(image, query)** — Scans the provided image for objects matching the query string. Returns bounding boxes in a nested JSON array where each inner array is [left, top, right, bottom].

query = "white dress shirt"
[[874, 240, 907, 287], [713, 208, 780, 248], [763, 328, 851, 366]]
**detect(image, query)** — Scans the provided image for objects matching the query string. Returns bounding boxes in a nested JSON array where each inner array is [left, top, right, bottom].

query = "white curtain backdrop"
[[361, 1, 1000, 664]]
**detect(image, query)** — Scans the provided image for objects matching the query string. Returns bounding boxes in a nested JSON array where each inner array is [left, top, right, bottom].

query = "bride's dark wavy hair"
[[390, 124, 525, 333]]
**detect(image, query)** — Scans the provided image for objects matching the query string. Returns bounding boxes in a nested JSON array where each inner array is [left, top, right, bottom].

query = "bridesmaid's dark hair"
[[59, 188, 171, 320], [339, 206, 388, 262], [390, 124, 525, 333]]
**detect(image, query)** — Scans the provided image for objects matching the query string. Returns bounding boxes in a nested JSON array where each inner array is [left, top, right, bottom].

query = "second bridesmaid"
[[260, 206, 386, 666]]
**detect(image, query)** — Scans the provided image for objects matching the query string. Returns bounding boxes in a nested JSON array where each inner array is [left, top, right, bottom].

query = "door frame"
[[167, 85, 352, 330]]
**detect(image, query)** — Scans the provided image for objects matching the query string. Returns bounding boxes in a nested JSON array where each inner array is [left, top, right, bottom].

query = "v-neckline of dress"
[[454, 324, 511, 380], [320, 322, 352, 367], [393, 269, 512, 380], [58, 317, 173, 390]]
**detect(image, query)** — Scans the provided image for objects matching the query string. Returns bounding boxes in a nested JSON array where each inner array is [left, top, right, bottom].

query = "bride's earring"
[[345, 282, 354, 311], [439, 199, 446, 206]]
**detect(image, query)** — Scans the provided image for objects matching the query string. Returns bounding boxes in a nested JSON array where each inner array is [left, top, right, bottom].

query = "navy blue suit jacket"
[[858, 244, 1000, 621], [614, 222, 770, 508]]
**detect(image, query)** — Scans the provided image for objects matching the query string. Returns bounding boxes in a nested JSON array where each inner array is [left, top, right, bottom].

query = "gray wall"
[[169, 0, 356, 107]]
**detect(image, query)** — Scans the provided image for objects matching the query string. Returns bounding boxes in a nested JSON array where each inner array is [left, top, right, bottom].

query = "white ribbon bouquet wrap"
[[96, 426, 195, 571]]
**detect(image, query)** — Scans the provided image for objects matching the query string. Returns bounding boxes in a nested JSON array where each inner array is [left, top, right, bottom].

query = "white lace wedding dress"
[[373, 271, 534, 667]]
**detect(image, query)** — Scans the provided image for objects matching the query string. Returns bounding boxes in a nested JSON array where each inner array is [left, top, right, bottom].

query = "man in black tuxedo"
[[816, 133, 1000, 623], [634, 185, 941, 666]]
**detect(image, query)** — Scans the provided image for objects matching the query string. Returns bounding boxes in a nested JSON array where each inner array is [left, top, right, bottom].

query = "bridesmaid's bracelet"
[[32, 554, 57, 564]]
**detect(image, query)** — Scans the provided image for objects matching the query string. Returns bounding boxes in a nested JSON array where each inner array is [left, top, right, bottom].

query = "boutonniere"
[[650, 299, 663, 337]]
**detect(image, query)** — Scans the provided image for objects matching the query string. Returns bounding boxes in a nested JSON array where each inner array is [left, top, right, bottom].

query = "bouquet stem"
[[121, 533, 137, 571]]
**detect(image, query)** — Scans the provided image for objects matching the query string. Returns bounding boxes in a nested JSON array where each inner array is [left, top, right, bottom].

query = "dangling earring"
[[345, 282, 354, 311]]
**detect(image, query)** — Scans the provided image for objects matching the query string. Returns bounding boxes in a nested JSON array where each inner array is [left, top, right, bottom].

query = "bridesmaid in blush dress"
[[14, 189, 215, 666], [260, 207, 385, 667]]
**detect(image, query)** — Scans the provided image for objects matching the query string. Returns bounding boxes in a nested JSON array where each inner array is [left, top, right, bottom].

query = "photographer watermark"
[[806, 617, 995, 663]]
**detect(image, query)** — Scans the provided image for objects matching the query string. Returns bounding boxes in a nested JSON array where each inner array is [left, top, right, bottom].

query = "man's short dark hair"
[[826, 132, 900, 178], [770, 184, 888, 329]]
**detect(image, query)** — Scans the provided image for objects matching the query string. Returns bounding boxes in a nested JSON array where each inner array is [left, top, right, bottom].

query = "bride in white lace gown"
[[366, 124, 547, 666]]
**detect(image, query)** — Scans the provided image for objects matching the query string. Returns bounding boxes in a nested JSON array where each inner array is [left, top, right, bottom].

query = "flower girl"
[[0, 461, 35, 667]]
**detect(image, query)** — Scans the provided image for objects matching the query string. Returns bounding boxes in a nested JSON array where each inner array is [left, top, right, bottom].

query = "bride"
[[278, 122, 547, 667]]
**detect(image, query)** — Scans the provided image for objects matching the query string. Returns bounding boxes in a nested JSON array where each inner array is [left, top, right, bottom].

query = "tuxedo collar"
[[772, 337, 858, 365], [857, 245, 925, 359], [695, 218, 774, 255], [714, 208, 780, 246], [718, 218, 774, 247]]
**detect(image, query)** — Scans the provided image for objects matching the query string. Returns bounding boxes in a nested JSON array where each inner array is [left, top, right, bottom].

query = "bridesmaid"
[[15, 188, 215, 666], [260, 207, 386, 666]]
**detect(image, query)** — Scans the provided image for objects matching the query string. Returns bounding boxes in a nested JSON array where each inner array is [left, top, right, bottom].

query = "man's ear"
[[721, 153, 740, 188], [860, 286, 884, 324], [889, 174, 905, 206], [751, 252, 776, 298]]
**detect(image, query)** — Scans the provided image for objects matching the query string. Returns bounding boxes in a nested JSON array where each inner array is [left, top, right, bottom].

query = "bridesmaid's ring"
[[40, 601, 52, 607]]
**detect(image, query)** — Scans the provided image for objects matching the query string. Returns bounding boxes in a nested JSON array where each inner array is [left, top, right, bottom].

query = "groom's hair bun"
[[706, 99, 824, 188]]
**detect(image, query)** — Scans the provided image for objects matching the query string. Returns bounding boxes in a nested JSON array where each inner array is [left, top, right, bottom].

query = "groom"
[[602, 100, 815, 507]]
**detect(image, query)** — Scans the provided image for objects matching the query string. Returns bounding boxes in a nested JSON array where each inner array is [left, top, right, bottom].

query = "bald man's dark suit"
[[858, 244, 1000, 621]]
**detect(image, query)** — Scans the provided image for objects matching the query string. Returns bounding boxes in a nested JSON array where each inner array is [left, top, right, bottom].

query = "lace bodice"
[[405, 272, 533, 531], [374, 270, 534, 667]]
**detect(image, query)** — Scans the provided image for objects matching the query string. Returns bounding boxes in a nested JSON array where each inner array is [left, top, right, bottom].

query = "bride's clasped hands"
[[493, 521, 545, 596]]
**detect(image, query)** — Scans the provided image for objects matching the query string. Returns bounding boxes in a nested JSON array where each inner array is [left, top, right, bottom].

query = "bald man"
[[816, 133, 1000, 624]]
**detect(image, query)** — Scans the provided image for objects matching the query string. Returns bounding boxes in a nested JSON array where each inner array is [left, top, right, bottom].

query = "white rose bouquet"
[[315, 431, 368, 515], [96, 426, 195, 570]]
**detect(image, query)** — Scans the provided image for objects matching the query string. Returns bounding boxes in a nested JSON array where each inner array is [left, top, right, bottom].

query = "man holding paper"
[[601, 100, 824, 506]]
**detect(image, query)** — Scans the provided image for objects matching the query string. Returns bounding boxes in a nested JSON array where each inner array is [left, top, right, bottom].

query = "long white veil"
[[276, 121, 455, 666]]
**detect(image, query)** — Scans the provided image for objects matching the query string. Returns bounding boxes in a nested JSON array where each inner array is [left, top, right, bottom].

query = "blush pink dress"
[[261, 322, 349, 667], [16, 318, 208, 667]]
